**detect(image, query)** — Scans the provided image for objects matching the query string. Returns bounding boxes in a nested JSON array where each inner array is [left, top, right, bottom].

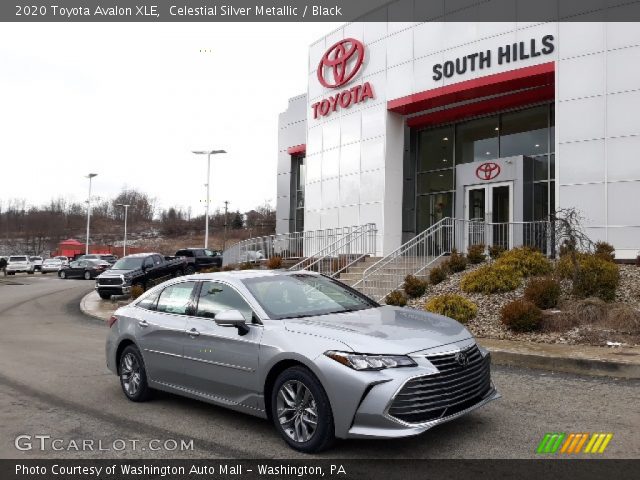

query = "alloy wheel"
[[120, 352, 141, 397], [276, 380, 318, 443]]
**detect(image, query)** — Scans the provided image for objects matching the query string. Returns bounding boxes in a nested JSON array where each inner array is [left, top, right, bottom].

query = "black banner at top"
[[3, 0, 640, 22]]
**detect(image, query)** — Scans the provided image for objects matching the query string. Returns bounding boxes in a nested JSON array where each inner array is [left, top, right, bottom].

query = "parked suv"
[[30, 256, 44, 272], [6, 256, 35, 275]]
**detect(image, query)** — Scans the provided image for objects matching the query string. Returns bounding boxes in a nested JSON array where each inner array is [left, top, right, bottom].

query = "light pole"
[[116, 203, 130, 257], [192, 150, 226, 249], [85, 173, 98, 255]]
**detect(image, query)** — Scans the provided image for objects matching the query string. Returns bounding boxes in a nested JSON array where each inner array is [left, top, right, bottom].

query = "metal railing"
[[353, 218, 552, 302], [288, 223, 377, 276], [222, 224, 376, 267]]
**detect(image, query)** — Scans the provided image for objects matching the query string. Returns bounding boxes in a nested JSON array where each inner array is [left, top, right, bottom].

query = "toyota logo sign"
[[317, 38, 365, 89], [455, 351, 470, 368], [476, 162, 501, 181]]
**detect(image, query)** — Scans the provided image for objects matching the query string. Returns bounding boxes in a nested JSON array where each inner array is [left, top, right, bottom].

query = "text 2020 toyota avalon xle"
[[105, 270, 499, 452]]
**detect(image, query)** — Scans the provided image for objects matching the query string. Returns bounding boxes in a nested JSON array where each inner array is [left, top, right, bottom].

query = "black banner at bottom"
[[3, 459, 640, 480]]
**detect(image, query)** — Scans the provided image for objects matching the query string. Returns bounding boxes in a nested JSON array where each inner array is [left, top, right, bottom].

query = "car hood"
[[97, 268, 138, 277], [283, 306, 473, 355]]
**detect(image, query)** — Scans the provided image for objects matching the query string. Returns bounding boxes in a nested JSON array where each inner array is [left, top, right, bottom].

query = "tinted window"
[[137, 290, 161, 311], [70, 261, 81, 268], [156, 282, 196, 315], [143, 257, 154, 269], [176, 250, 194, 257], [111, 258, 143, 270], [204, 250, 216, 257], [196, 282, 253, 322], [10, 256, 27, 262], [152, 255, 163, 265]]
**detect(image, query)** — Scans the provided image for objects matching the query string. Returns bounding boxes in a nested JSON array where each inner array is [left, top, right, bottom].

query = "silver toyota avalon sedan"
[[105, 270, 499, 452]]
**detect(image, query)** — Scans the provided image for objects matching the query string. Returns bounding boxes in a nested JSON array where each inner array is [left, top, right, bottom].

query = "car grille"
[[387, 344, 491, 424], [97, 277, 122, 286]]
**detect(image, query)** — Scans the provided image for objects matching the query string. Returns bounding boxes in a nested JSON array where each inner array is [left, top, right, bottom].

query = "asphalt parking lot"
[[0, 274, 639, 459]]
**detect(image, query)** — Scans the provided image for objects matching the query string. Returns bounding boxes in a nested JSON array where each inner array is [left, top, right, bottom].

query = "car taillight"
[[107, 316, 118, 328]]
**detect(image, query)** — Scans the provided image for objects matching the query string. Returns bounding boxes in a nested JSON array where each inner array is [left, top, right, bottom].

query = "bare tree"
[[551, 207, 593, 282]]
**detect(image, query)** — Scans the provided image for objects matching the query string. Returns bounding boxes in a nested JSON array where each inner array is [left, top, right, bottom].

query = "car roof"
[[121, 253, 160, 258], [181, 269, 320, 282]]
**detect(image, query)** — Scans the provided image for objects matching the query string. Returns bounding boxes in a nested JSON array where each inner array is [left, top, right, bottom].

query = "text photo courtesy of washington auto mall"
[[1, 1, 640, 479]]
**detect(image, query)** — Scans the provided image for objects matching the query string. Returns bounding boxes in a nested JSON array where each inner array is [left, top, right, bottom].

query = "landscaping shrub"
[[424, 294, 478, 323], [500, 299, 542, 332], [495, 247, 552, 277], [130, 285, 145, 299], [524, 277, 561, 309], [403, 274, 428, 299], [605, 305, 640, 333], [385, 290, 408, 307], [460, 263, 521, 294], [221, 264, 235, 271], [446, 249, 468, 273], [239, 262, 254, 270], [489, 245, 506, 259], [572, 254, 619, 302], [467, 244, 486, 264], [594, 241, 615, 262], [266, 255, 283, 269], [429, 265, 448, 285]]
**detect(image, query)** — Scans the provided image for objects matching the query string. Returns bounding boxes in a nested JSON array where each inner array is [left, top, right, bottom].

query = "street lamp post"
[[85, 173, 98, 255], [192, 150, 226, 249], [116, 204, 130, 257]]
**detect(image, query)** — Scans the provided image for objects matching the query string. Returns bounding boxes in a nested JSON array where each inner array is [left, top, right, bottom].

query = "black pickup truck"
[[173, 248, 223, 273], [94, 253, 188, 300]]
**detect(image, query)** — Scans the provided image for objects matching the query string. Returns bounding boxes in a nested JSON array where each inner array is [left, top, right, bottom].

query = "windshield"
[[9, 256, 27, 262], [111, 257, 144, 270], [43, 259, 60, 265], [242, 274, 377, 320]]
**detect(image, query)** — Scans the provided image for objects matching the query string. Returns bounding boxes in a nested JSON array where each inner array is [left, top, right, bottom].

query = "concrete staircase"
[[338, 255, 447, 302]]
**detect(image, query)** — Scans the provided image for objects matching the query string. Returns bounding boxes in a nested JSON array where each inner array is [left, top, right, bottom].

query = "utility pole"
[[223, 200, 229, 251]]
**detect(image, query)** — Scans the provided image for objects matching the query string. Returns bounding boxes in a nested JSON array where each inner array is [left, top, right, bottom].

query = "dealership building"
[[276, 20, 640, 259]]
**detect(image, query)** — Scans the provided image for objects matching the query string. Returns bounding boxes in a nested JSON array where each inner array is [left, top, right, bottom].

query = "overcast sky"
[[0, 22, 341, 216]]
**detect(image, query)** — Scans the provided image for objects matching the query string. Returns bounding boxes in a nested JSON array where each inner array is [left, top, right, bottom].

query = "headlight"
[[325, 351, 417, 371], [478, 345, 490, 358]]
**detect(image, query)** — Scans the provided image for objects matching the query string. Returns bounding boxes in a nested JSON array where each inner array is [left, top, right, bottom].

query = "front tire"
[[84, 271, 91, 280], [270, 366, 335, 453], [118, 345, 152, 402], [98, 291, 112, 300]]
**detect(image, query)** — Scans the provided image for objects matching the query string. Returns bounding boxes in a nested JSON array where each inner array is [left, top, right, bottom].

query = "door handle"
[[187, 328, 200, 337], [138, 319, 149, 328]]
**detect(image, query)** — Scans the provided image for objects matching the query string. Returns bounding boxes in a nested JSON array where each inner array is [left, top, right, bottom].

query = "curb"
[[478, 339, 640, 379], [78, 293, 640, 379]]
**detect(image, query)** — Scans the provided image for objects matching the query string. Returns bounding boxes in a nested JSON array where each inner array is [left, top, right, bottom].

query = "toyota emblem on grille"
[[455, 351, 470, 367]]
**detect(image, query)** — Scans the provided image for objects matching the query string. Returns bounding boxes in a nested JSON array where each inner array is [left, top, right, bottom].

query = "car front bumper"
[[95, 284, 131, 295], [315, 340, 499, 439]]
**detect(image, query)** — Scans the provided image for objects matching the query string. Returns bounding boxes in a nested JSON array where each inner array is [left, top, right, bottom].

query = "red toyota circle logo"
[[317, 38, 365, 89], [476, 162, 501, 180]]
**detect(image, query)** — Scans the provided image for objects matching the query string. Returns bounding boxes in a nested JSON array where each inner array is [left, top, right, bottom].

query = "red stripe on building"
[[387, 62, 555, 116], [287, 144, 306, 155]]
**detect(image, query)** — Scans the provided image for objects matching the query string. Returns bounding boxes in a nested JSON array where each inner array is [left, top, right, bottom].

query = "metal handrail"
[[288, 223, 376, 272], [352, 218, 553, 302]]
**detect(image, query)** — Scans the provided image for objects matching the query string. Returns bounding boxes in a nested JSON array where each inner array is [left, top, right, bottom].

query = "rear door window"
[[156, 282, 197, 315]]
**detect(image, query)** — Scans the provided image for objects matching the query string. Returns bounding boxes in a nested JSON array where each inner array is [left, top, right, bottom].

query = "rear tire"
[[84, 271, 91, 280], [185, 265, 196, 275], [270, 366, 335, 453], [58, 271, 66, 279], [118, 345, 152, 402]]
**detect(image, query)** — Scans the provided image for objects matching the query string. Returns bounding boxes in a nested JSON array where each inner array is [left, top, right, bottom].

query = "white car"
[[54, 256, 70, 266], [41, 258, 64, 273], [6, 256, 35, 275], [30, 256, 44, 272]]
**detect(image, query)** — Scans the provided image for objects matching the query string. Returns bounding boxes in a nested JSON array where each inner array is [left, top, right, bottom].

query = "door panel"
[[135, 281, 196, 387], [182, 281, 262, 407]]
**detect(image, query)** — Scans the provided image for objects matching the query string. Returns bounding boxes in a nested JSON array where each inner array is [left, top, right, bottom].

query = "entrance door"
[[464, 182, 513, 251]]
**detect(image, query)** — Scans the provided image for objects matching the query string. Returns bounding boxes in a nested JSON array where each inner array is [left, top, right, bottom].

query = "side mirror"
[[215, 309, 249, 335]]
